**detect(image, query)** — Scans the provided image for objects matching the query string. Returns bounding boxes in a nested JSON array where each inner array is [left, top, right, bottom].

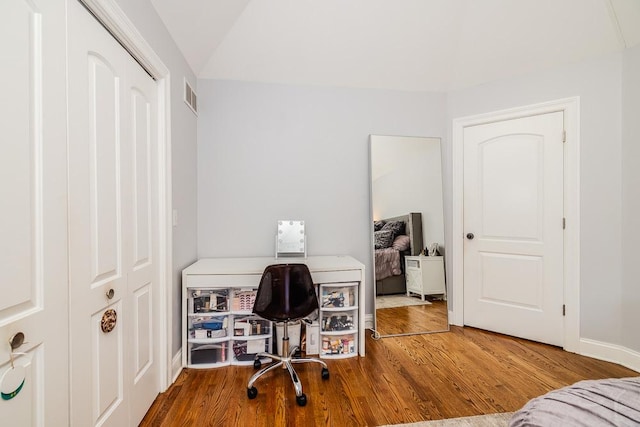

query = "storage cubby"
[[233, 315, 271, 337], [231, 289, 257, 312], [188, 313, 229, 340], [320, 333, 357, 357], [184, 287, 273, 368], [190, 288, 229, 313], [318, 282, 358, 359], [189, 342, 229, 365], [320, 285, 357, 309], [185, 288, 231, 368], [232, 337, 271, 364], [321, 312, 356, 332]]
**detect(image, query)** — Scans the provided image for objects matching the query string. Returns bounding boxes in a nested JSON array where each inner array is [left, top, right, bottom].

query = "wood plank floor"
[[141, 326, 638, 427], [376, 300, 448, 335]]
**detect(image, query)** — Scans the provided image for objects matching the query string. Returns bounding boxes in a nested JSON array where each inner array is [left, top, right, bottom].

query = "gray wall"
[[114, 0, 199, 355], [196, 52, 634, 350], [622, 44, 640, 352], [196, 80, 446, 314], [446, 52, 624, 346]]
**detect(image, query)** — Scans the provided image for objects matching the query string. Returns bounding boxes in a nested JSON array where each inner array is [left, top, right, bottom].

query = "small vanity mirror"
[[276, 220, 306, 258], [370, 135, 448, 336]]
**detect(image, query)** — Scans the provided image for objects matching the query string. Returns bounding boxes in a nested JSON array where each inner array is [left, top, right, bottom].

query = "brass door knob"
[[8, 332, 24, 351]]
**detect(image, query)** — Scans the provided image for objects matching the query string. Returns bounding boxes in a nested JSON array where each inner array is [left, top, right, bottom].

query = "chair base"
[[247, 346, 329, 406]]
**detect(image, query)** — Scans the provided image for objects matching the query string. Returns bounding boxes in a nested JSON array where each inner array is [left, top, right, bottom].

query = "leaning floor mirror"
[[370, 135, 449, 337]]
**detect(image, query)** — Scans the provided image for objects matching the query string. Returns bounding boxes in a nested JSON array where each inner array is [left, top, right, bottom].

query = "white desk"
[[182, 256, 366, 368]]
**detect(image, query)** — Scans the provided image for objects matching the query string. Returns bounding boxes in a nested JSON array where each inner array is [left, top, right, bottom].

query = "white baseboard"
[[434, 312, 639, 373], [365, 313, 374, 330], [171, 348, 183, 384], [580, 338, 640, 373]]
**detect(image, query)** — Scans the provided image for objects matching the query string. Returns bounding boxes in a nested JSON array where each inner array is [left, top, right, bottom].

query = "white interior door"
[[67, 1, 160, 425], [0, 0, 69, 425], [463, 112, 565, 346]]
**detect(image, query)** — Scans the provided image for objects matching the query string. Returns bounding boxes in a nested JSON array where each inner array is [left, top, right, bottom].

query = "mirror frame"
[[369, 134, 449, 337]]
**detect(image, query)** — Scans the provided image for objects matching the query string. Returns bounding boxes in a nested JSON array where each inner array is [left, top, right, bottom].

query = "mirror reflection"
[[370, 135, 448, 336]]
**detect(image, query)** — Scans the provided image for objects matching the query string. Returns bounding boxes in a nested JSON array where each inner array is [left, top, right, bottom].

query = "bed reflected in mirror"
[[370, 135, 448, 336]]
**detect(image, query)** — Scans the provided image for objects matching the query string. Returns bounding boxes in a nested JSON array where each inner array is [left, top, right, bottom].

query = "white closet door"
[[67, 0, 160, 425], [0, 0, 69, 425], [127, 43, 161, 427]]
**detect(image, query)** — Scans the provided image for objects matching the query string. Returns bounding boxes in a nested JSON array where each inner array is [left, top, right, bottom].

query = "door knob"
[[8, 332, 26, 370], [8, 332, 24, 351], [106, 288, 115, 299], [466, 233, 475, 240]]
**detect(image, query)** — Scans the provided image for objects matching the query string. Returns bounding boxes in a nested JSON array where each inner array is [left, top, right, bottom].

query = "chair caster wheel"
[[321, 367, 329, 380], [253, 359, 261, 369], [247, 386, 258, 399], [296, 393, 307, 406]]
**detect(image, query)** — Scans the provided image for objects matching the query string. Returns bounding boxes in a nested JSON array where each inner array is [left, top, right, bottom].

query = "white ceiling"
[[150, 0, 640, 92]]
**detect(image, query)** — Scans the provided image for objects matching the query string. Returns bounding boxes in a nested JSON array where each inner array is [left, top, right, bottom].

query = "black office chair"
[[247, 263, 329, 406]]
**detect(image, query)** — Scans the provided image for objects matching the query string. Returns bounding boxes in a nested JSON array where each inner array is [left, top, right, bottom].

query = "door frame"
[[78, 0, 173, 390], [451, 97, 580, 352]]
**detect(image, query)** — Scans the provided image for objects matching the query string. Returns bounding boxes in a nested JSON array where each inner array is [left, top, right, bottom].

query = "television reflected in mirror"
[[370, 135, 448, 336]]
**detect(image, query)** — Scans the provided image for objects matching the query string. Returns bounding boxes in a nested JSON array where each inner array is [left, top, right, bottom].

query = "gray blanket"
[[375, 248, 402, 281], [509, 377, 640, 427]]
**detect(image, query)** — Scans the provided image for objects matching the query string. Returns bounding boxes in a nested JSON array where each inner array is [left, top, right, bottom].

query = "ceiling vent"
[[184, 78, 198, 115]]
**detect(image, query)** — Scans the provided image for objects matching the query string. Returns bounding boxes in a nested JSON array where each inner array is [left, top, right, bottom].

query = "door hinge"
[[562, 130, 567, 143], [563, 218, 566, 229], [563, 304, 566, 316]]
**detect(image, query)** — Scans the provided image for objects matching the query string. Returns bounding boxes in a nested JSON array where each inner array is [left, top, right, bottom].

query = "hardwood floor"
[[375, 300, 448, 335], [141, 326, 638, 426]]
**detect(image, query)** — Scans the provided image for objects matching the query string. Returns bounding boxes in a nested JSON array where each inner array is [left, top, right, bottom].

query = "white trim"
[[364, 313, 374, 330], [580, 338, 640, 373], [78, 0, 165, 78], [79, 0, 174, 391], [171, 349, 183, 384], [604, 0, 628, 49], [451, 97, 581, 352], [158, 75, 173, 392]]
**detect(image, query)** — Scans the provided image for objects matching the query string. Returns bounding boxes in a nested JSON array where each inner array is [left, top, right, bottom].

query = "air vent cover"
[[184, 78, 197, 115]]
